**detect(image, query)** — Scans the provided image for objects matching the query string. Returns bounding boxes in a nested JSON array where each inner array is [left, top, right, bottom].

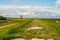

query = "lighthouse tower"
[[21, 15, 23, 20]]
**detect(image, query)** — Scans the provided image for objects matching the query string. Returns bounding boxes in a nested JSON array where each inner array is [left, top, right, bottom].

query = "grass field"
[[0, 18, 60, 40]]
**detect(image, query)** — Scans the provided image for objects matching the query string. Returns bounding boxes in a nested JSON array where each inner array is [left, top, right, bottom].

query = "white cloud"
[[0, 5, 60, 18], [55, 0, 60, 7], [52, 13, 57, 16], [19, 12, 30, 15]]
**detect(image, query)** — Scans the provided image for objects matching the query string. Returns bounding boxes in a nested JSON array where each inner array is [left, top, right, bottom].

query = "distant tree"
[[0, 16, 6, 20]]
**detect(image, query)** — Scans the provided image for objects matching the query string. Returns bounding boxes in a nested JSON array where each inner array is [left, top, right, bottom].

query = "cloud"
[[0, 5, 60, 18], [19, 12, 30, 15], [55, 0, 60, 7]]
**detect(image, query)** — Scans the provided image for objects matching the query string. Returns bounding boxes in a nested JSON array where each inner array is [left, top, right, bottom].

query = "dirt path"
[[31, 38, 44, 40], [11, 19, 54, 40], [31, 38, 54, 40], [27, 26, 43, 30], [11, 38, 25, 40], [0, 23, 18, 28], [11, 38, 54, 40]]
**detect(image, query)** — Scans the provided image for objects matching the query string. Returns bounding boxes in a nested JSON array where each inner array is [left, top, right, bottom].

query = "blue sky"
[[0, 0, 56, 7], [0, 0, 60, 18]]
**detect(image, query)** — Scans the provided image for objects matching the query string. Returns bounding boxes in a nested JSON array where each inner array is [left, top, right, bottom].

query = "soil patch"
[[11, 38, 25, 40], [31, 38, 44, 40], [27, 26, 43, 30]]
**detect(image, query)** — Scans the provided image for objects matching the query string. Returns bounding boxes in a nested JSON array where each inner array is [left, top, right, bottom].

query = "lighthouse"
[[21, 15, 23, 20]]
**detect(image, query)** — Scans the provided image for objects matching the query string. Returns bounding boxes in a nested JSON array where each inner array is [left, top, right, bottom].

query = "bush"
[[0, 16, 6, 20]]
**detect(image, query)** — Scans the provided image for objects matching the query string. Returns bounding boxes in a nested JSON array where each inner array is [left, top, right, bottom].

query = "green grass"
[[38, 18, 60, 40], [0, 18, 32, 40], [0, 18, 60, 40]]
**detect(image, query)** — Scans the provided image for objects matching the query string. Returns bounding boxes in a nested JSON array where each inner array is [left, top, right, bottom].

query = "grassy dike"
[[0, 18, 32, 40], [38, 18, 60, 40], [0, 18, 60, 40]]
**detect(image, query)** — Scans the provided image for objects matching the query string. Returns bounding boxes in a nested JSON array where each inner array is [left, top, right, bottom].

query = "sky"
[[0, 0, 55, 7], [0, 0, 60, 18]]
